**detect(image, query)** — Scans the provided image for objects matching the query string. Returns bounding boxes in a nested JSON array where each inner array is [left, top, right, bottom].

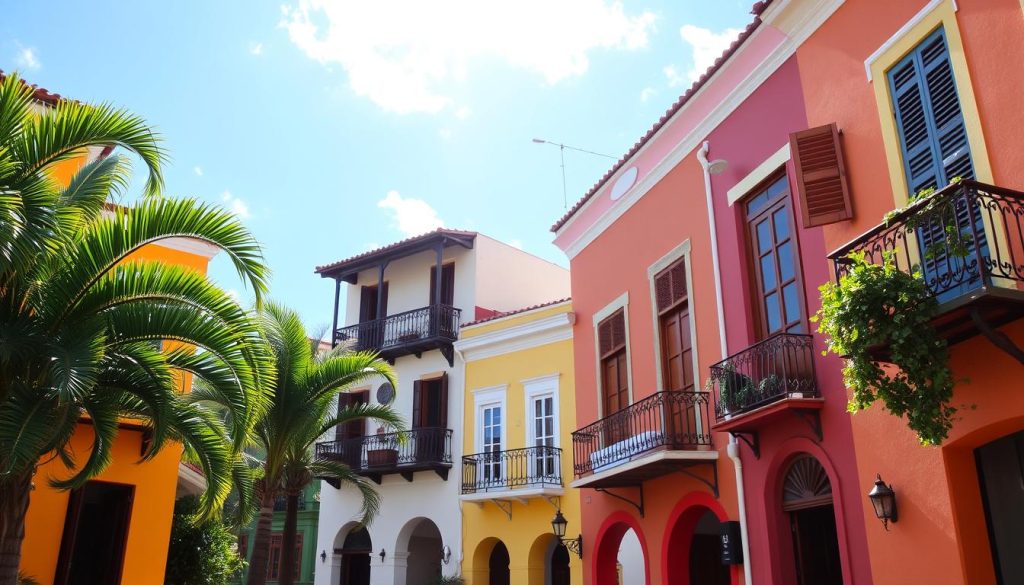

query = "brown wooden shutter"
[[429, 263, 455, 305], [598, 310, 626, 358], [790, 123, 853, 228], [412, 380, 423, 428], [655, 259, 688, 313], [438, 373, 449, 428]]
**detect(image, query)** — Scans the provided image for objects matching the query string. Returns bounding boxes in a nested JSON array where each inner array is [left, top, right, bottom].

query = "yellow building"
[[15, 80, 215, 585], [455, 300, 582, 585]]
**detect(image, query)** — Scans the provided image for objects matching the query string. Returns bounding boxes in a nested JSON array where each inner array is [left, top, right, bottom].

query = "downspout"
[[698, 141, 753, 585]]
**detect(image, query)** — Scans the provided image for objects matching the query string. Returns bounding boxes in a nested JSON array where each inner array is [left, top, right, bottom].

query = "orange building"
[[16, 80, 216, 585]]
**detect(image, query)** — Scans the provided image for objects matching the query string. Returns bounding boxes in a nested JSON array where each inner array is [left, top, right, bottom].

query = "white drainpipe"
[[698, 141, 753, 585]]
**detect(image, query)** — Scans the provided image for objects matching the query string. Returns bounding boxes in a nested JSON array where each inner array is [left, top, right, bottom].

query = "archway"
[[488, 541, 510, 585], [400, 518, 443, 585], [783, 455, 842, 585], [527, 533, 570, 585], [663, 492, 734, 585], [338, 526, 372, 585], [593, 513, 648, 585], [551, 542, 571, 585], [975, 429, 1024, 583]]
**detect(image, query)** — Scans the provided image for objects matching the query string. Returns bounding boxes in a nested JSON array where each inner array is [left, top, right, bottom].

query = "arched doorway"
[[338, 526, 372, 585], [617, 529, 644, 584], [975, 429, 1024, 583], [550, 542, 570, 585], [488, 541, 510, 585], [594, 514, 648, 585], [664, 497, 731, 585], [688, 510, 728, 585], [783, 455, 842, 585], [402, 518, 443, 585]]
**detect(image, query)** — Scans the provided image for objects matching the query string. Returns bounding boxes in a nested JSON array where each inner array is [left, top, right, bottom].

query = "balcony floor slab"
[[712, 397, 825, 435], [571, 449, 718, 489]]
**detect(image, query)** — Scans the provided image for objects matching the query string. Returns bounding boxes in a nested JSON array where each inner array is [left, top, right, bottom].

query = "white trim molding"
[[726, 143, 792, 205], [592, 292, 633, 417], [864, 0, 958, 81], [454, 311, 573, 362]]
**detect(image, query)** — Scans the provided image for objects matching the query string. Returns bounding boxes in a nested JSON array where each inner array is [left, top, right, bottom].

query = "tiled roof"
[[550, 0, 775, 232], [0, 70, 69, 106], [462, 298, 571, 327], [315, 228, 477, 276]]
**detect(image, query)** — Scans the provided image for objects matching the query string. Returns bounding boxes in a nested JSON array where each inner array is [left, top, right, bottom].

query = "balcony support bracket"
[[440, 345, 455, 367], [400, 471, 415, 482], [491, 499, 513, 520], [793, 409, 823, 442], [678, 460, 719, 499], [366, 474, 382, 485], [544, 496, 561, 512], [596, 485, 644, 518], [971, 307, 1024, 365], [730, 431, 760, 459]]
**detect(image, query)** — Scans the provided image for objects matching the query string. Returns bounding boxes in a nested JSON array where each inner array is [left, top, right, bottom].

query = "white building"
[[313, 229, 570, 585]]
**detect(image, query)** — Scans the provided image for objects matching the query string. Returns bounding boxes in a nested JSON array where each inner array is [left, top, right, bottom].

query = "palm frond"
[[307, 459, 381, 525]]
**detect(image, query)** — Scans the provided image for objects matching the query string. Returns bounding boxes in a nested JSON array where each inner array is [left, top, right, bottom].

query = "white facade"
[[315, 232, 570, 585]]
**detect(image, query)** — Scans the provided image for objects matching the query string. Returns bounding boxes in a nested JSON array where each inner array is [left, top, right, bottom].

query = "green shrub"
[[164, 496, 246, 585]]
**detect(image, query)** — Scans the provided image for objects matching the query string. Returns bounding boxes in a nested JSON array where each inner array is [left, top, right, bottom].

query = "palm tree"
[[0, 73, 272, 584], [229, 303, 402, 585]]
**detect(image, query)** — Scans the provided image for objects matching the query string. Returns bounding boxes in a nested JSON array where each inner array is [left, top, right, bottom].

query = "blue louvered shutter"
[[888, 28, 985, 300]]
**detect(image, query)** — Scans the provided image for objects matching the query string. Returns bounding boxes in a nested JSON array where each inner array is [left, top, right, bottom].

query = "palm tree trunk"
[[278, 493, 300, 585], [0, 473, 32, 585], [246, 489, 276, 585]]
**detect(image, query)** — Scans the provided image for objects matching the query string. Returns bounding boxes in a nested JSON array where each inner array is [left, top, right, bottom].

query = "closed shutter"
[[429, 263, 455, 305], [438, 373, 449, 428], [412, 380, 423, 428], [790, 123, 852, 227], [598, 310, 626, 358], [654, 259, 688, 313]]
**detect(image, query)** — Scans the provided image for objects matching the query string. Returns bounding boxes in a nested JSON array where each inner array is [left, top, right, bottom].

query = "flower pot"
[[367, 448, 398, 467]]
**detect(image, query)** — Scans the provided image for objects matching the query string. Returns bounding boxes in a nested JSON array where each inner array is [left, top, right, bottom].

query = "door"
[[54, 481, 135, 585], [335, 391, 369, 467], [599, 309, 629, 445], [412, 375, 449, 462], [656, 257, 699, 444], [531, 394, 557, 480], [481, 403, 503, 486], [488, 541, 510, 585], [358, 283, 388, 348], [976, 430, 1024, 584], [550, 543, 571, 585], [790, 505, 843, 585]]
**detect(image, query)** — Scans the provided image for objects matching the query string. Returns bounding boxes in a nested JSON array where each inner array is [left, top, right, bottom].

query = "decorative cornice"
[[454, 313, 573, 361]]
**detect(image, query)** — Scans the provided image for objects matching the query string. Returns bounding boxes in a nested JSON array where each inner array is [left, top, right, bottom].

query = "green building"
[[233, 482, 320, 585]]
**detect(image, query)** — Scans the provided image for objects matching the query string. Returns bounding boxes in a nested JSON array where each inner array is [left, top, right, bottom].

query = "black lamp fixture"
[[551, 510, 583, 559], [442, 545, 452, 565], [868, 474, 898, 530], [320, 550, 327, 563], [380, 548, 387, 563]]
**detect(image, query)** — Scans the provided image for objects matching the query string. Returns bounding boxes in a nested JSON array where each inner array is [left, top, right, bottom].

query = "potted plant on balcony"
[[367, 428, 400, 467], [709, 362, 754, 419]]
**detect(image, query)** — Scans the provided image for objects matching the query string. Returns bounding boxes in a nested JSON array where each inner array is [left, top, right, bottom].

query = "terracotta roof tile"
[[462, 298, 572, 327], [315, 228, 478, 276], [550, 0, 774, 232], [0, 70, 70, 106]]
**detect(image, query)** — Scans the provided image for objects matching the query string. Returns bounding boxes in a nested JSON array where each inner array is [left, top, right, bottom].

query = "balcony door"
[[413, 375, 448, 462], [746, 174, 805, 339], [598, 310, 629, 445], [530, 393, 557, 480], [358, 283, 388, 348], [335, 390, 369, 468], [480, 402, 503, 486], [429, 262, 455, 306], [655, 257, 700, 444]]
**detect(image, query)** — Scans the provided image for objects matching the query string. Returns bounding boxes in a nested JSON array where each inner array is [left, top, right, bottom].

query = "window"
[[429, 262, 455, 305], [598, 309, 629, 417], [481, 403, 502, 483], [267, 533, 303, 581], [531, 394, 556, 477], [358, 282, 388, 322], [654, 258, 694, 392], [412, 374, 448, 429], [746, 174, 805, 338]]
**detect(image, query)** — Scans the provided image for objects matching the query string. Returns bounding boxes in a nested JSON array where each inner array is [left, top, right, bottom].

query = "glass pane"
[[535, 400, 541, 417], [783, 283, 800, 323], [767, 176, 789, 199], [748, 191, 770, 216], [765, 293, 782, 333], [484, 410, 491, 426], [778, 242, 795, 282], [773, 209, 789, 240], [757, 220, 773, 253], [545, 418, 553, 436], [760, 254, 777, 291], [545, 397, 553, 412], [493, 407, 500, 420]]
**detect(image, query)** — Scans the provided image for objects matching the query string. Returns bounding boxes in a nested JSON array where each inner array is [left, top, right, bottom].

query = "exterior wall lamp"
[[380, 548, 386, 563], [868, 474, 898, 530], [442, 545, 452, 565], [320, 550, 327, 563], [551, 510, 583, 559]]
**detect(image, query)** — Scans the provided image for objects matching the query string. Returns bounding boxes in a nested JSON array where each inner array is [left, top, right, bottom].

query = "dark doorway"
[[976, 430, 1024, 585], [488, 541, 510, 585], [335, 390, 369, 468], [54, 481, 134, 585], [783, 456, 842, 585], [550, 542, 571, 585], [689, 510, 729, 585], [339, 527, 372, 585]]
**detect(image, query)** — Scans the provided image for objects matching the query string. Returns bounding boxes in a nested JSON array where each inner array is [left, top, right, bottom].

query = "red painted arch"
[[660, 491, 739, 585], [592, 510, 651, 585], [763, 437, 855, 585]]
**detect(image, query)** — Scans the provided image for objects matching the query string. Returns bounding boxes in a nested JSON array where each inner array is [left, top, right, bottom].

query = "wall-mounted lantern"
[[320, 550, 327, 563], [380, 548, 387, 563], [551, 510, 583, 559], [868, 474, 898, 530], [442, 544, 452, 565]]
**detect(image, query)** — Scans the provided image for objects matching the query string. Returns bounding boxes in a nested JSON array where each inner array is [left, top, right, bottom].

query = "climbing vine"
[[814, 251, 958, 445]]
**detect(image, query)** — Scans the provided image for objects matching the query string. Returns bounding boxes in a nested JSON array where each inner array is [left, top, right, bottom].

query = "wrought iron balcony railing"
[[830, 180, 1024, 304], [333, 304, 461, 364], [461, 446, 563, 494], [709, 333, 818, 422], [315, 427, 453, 482], [571, 391, 712, 479]]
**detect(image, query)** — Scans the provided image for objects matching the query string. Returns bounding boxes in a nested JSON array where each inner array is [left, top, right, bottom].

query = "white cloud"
[[281, 0, 656, 114], [15, 46, 40, 70], [193, 166, 204, 176], [674, 24, 742, 84], [221, 190, 252, 219], [438, 127, 453, 140], [663, 64, 686, 88], [377, 190, 444, 236], [226, 289, 242, 303], [640, 87, 656, 102], [249, 42, 264, 56], [454, 106, 472, 121]]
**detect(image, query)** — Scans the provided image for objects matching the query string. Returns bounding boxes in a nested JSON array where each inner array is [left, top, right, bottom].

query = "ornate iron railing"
[[315, 427, 453, 471], [461, 446, 562, 494], [829, 180, 1024, 301], [571, 391, 712, 478], [709, 333, 818, 421], [334, 304, 461, 352]]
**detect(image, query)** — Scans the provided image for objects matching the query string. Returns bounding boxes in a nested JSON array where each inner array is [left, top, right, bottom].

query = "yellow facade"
[[19, 142, 214, 584], [457, 302, 582, 585]]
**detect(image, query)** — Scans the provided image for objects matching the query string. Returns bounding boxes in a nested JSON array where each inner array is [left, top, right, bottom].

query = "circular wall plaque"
[[376, 382, 395, 405], [609, 166, 638, 201]]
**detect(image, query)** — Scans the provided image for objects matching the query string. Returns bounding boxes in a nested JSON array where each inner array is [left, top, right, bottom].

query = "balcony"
[[571, 391, 715, 490], [709, 333, 823, 457], [315, 427, 453, 485], [333, 304, 461, 366], [830, 180, 1024, 349], [461, 446, 564, 507]]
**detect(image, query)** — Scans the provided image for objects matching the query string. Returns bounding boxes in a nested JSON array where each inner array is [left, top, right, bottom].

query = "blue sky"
[[3, 0, 752, 327]]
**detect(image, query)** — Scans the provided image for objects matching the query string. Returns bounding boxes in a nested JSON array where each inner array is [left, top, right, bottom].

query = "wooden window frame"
[[653, 257, 696, 393], [597, 309, 629, 419], [591, 293, 631, 418]]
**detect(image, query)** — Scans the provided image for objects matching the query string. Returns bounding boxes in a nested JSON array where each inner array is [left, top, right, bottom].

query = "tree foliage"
[[165, 496, 246, 585]]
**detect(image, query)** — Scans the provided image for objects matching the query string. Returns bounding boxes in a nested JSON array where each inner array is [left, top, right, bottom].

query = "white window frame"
[[471, 385, 507, 487], [592, 292, 633, 418], [523, 374, 561, 449]]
